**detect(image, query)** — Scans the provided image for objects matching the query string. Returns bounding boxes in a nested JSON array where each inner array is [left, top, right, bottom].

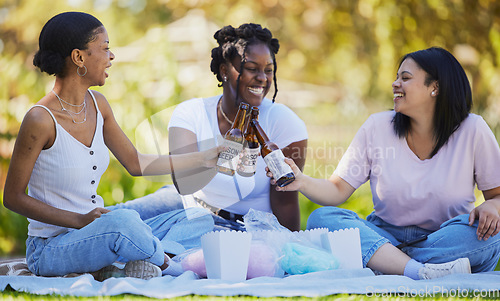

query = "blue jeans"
[[27, 201, 214, 276], [110, 185, 245, 231], [307, 207, 500, 273], [106, 185, 184, 220]]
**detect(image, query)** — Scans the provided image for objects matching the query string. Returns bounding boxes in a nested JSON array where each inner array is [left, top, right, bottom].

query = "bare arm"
[[97, 92, 219, 176], [168, 126, 218, 194], [272, 158, 356, 207], [3, 108, 109, 229], [469, 186, 500, 240], [269, 139, 307, 231]]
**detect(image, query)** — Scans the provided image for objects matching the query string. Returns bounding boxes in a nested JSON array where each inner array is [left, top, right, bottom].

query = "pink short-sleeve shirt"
[[334, 111, 500, 230]]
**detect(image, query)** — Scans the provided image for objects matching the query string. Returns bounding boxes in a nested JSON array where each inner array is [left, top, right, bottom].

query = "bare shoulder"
[[23, 106, 55, 132], [89, 89, 106, 101], [89, 90, 113, 117], [19, 106, 56, 148]]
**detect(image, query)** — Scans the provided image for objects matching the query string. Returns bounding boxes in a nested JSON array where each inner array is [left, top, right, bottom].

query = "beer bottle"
[[251, 119, 295, 187], [237, 106, 260, 177], [216, 102, 249, 176]]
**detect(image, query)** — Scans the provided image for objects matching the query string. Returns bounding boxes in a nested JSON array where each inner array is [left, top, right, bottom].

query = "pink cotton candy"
[[246, 242, 281, 279], [181, 248, 207, 278], [180, 242, 281, 279]]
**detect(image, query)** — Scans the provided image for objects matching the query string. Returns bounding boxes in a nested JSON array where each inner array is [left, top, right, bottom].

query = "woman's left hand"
[[469, 201, 500, 241]]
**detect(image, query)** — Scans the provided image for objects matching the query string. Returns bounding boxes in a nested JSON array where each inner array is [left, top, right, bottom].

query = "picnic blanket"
[[1, 258, 499, 298]]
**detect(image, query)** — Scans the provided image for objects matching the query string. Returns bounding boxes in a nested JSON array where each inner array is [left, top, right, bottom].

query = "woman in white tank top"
[[3, 12, 218, 280]]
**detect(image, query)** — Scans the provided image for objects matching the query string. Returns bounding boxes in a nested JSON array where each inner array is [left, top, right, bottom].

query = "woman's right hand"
[[201, 145, 225, 168], [77, 207, 111, 228], [267, 158, 304, 192], [268, 158, 354, 207]]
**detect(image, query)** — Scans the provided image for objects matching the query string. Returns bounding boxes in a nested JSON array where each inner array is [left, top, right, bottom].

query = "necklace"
[[218, 97, 233, 126], [52, 90, 87, 124]]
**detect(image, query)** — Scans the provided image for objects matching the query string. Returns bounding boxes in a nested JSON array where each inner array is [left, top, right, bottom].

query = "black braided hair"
[[210, 23, 280, 103], [33, 12, 103, 77]]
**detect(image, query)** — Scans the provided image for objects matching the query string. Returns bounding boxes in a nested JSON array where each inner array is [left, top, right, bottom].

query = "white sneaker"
[[418, 258, 471, 280], [124, 260, 162, 280]]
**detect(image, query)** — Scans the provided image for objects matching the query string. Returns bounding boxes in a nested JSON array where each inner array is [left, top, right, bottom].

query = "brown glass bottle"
[[237, 106, 260, 177], [216, 102, 249, 176], [251, 119, 295, 187]]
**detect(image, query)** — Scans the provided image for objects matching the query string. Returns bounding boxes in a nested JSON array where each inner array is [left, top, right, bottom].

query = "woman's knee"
[[180, 207, 214, 227], [307, 207, 358, 230], [99, 209, 150, 236], [146, 207, 214, 233], [439, 214, 471, 228]]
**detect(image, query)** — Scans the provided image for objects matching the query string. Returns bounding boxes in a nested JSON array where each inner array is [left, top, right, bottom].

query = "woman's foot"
[[95, 260, 161, 281], [418, 258, 471, 280], [124, 260, 162, 280]]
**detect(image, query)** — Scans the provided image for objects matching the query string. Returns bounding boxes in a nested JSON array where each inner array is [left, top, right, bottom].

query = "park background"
[[0, 0, 499, 259]]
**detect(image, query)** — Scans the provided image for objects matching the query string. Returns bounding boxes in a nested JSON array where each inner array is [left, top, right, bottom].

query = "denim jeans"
[[106, 185, 185, 220], [26, 199, 214, 276], [307, 207, 500, 273], [110, 185, 246, 231]]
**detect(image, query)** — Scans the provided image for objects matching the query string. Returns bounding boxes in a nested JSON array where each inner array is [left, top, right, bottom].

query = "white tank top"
[[27, 90, 110, 237]]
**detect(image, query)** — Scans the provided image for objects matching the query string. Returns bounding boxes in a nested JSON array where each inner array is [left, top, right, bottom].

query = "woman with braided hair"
[[165, 23, 308, 231]]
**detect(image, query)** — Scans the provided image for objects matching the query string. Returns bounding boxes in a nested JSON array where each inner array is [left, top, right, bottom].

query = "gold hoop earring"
[[77, 65, 87, 77]]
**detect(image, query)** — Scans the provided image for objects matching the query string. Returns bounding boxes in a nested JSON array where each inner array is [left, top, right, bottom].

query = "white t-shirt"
[[168, 95, 308, 215], [335, 111, 500, 230]]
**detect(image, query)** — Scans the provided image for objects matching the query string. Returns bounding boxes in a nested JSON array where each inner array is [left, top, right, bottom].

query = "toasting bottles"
[[252, 118, 295, 187], [216, 102, 249, 175], [238, 106, 260, 177]]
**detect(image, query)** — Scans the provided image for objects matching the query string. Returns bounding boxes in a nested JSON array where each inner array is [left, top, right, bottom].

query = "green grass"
[[2, 291, 500, 300]]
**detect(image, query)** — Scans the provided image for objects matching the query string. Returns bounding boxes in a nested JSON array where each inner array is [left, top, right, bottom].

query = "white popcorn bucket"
[[201, 230, 252, 281], [321, 228, 363, 269], [291, 228, 329, 248]]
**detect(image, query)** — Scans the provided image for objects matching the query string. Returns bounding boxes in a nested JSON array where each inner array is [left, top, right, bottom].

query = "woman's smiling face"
[[82, 26, 114, 86], [224, 42, 274, 107], [392, 58, 436, 118]]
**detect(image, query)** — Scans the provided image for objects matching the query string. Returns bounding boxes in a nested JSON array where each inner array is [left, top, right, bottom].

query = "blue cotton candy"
[[280, 243, 340, 275]]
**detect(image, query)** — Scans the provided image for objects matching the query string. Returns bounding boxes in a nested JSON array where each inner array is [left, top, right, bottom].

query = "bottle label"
[[264, 149, 293, 180], [216, 139, 243, 171], [238, 147, 260, 173]]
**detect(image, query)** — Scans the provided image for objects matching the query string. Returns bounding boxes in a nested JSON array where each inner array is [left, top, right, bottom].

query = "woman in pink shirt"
[[271, 47, 500, 280]]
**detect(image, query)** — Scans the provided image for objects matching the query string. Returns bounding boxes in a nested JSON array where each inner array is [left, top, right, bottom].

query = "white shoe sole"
[[124, 260, 162, 280]]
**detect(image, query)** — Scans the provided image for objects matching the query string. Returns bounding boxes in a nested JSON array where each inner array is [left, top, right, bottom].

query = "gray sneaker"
[[95, 260, 161, 281], [418, 258, 471, 280], [123, 260, 162, 280], [95, 264, 125, 281]]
